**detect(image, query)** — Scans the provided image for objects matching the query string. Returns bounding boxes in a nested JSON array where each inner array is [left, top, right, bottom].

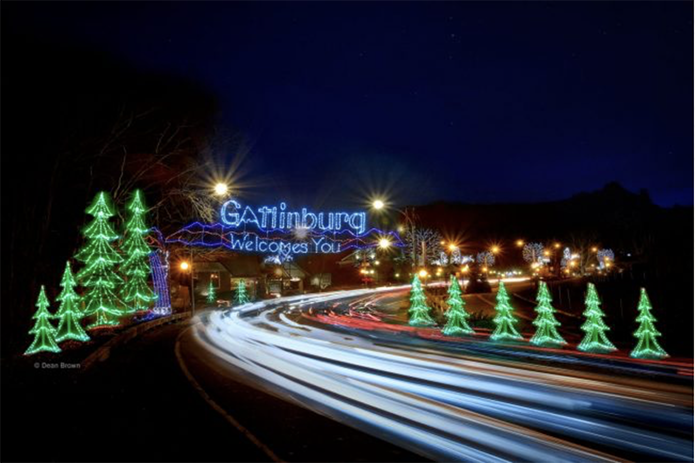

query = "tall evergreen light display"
[[120, 190, 157, 313], [490, 281, 523, 341], [630, 288, 669, 359], [55, 262, 90, 343], [442, 276, 473, 335], [577, 283, 616, 353], [24, 286, 61, 355], [530, 282, 566, 346], [75, 192, 124, 328], [234, 280, 250, 305], [408, 275, 435, 326]]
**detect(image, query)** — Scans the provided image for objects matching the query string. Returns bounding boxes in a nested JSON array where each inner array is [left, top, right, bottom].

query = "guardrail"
[[82, 312, 192, 371]]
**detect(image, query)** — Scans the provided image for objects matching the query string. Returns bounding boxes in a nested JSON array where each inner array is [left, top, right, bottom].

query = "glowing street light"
[[378, 238, 392, 249], [372, 199, 385, 210], [418, 269, 428, 278], [591, 246, 599, 253], [491, 245, 500, 254], [179, 261, 190, 271], [448, 243, 458, 251], [213, 182, 229, 196], [554, 243, 561, 249], [516, 239, 524, 247]]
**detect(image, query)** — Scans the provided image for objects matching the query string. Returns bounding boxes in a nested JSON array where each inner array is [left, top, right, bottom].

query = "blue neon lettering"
[[220, 199, 367, 235], [220, 200, 242, 226]]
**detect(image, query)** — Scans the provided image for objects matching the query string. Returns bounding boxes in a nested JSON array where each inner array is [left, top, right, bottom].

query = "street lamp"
[[491, 245, 500, 254], [372, 199, 385, 210], [378, 237, 392, 249], [213, 182, 229, 196], [179, 260, 194, 313], [515, 239, 524, 247]]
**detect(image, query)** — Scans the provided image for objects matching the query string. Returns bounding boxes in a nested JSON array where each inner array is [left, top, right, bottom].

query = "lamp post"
[[213, 182, 229, 197], [180, 259, 194, 314]]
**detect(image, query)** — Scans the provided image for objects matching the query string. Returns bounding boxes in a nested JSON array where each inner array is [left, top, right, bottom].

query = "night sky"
[[8, 2, 693, 208]]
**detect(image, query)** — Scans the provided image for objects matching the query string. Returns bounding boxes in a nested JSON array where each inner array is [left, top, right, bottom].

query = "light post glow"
[[378, 238, 392, 249], [213, 182, 229, 196], [372, 199, 385, 210], [418, 269, 428, 278], [180, 261, 190, 271]]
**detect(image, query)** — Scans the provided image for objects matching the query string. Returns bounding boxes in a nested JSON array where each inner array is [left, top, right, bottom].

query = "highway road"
[[180, 285, 693, 462]]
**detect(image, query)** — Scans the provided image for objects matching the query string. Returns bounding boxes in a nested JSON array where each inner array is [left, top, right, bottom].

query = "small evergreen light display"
[[530, 282, 567, 346], [490, 281, 523, 341], [25, 286, 62, 355], [120, 190, 157, 313], [55, 262, 90, 343], [234, 280, 250, 305], [442, 275, 473, 335], [630, 288, 669, 359], [207, 280, 217, 305], [75, 192, 124, 328], [577, 283, 616, 353], [408, 275, 435, 326]]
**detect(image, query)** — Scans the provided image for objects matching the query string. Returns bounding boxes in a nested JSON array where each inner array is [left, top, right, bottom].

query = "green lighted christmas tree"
[[408, 275, 435, 326], [530, 282, 567, 346], [55, 261, 90, 343], [120, 190, 157, 313], [630, 288, 669, 359], [442, 275, 473, 335], [75, 192, 124, 328], [491, 281, 523, 341], [578, 283, 616, 353], [207, 280, 217, 305], [234, 280, 250, 305], [24, 286, 61, 355]]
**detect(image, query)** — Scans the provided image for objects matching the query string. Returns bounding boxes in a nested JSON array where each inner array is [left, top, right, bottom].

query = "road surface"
[[180, 286, 694, 462]]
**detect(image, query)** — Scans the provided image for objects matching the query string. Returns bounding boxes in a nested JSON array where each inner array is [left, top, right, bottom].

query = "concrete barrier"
[[82, 312, 192, 371]]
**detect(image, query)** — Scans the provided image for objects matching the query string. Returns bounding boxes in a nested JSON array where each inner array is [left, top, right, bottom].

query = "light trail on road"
[[188, 287, 693, 462]]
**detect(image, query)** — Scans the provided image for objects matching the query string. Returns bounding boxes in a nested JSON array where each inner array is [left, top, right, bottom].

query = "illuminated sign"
[[165, 198, 401, 262], [220, 199, 367, 235]]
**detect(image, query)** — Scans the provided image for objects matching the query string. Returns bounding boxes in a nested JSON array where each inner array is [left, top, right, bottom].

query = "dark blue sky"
[[11, 2, 693, 207]]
